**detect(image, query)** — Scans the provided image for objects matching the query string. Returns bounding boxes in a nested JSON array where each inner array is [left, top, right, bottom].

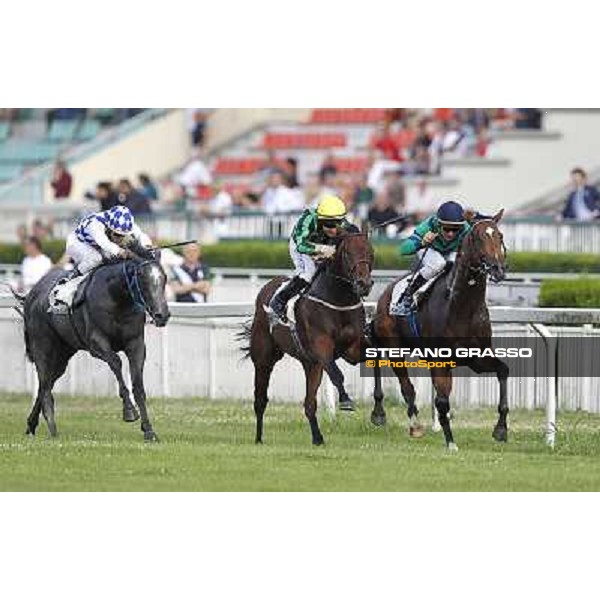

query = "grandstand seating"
[[262, 132, 347, 149], [310, 109, 386, 124], [0, 109, 141, 188]]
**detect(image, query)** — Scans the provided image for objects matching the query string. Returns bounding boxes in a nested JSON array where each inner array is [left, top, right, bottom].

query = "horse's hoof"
[[313, 437, 325, 446], [409, 424, 425, 439], [447, 442, 459, 452], [25, 429, 35, 437], [431, 421, 442, 433], [492, 426, 508, 443], [371, 413, 386, 427], [123, 406, 140, 423], [144, 431, 159, 443], [339, 399, 356, 412], [255, 439, 263, 445]]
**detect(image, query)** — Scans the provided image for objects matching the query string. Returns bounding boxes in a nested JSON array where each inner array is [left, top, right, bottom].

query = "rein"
[[123, 261, 148, 314]]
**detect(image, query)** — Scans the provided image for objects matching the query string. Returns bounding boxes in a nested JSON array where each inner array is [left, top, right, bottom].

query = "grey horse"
[[14, 256, 170, 442]]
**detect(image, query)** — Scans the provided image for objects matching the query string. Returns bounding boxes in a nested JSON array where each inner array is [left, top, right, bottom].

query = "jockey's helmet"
[[105, 206, 134, 235], [317, 195, 347, 221], [437, 201, 465, 229]]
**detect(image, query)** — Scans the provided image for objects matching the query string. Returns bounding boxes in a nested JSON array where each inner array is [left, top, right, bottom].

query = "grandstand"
[[2, 108, 600, 250]]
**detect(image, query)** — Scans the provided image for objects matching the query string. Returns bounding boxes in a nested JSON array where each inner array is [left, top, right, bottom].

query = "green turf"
[[1, 393, 599, 491]]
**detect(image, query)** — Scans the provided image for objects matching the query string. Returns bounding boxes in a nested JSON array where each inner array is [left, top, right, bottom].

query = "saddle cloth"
[[389, 272, 442, 317], [47, 272, 90, 315]]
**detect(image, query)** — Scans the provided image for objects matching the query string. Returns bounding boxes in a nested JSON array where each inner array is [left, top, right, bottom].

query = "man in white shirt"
[[262, 170, 306, 215], [20, 236, 53, 293]]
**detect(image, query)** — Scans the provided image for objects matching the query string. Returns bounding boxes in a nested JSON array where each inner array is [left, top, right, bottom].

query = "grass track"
[[1, 393, 599, 491]]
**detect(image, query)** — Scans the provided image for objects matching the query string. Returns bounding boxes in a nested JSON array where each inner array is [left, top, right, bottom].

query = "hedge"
[[2, 239, 600, 274], [539, 279, 600, 308]]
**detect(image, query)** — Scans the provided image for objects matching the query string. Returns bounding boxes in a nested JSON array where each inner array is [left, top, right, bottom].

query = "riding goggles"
[[321, 219, 341, 229]]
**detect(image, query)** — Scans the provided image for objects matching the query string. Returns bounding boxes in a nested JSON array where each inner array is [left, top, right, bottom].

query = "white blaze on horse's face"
[[486, 227, 494, 238], [149, 264, 163, 287]]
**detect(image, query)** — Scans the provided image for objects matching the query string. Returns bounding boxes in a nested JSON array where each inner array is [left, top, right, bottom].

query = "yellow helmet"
[[316, 195, 347, 220]]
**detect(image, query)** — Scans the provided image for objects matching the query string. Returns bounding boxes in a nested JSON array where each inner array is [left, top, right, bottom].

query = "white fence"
[[2, 300, 600, 446]]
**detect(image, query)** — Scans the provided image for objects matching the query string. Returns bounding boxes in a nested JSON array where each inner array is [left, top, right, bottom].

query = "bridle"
[[122, 259, 164, 324], [326, 234, 374, 296], [463, 220, 507, 282]]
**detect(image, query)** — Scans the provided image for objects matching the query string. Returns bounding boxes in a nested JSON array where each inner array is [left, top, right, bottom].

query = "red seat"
[[262, 132, 347, 149], [309, 108, 386, 124]]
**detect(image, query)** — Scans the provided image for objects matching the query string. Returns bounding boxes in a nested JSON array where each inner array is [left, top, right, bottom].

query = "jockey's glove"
[[314, 244, 336, 260]]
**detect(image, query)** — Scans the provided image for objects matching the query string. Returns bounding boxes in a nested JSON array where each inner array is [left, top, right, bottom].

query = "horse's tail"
[[9, 286, 32, 362], [236, 319, 253, 360]]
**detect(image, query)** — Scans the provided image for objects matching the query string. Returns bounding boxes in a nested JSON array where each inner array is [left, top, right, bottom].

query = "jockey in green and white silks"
[[266, 195, 358, 322], [394, 200, 471, 315]]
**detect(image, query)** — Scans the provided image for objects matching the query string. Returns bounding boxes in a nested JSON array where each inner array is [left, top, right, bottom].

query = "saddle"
[[47, 272, 91, 315], [389, 270, 445, 317]]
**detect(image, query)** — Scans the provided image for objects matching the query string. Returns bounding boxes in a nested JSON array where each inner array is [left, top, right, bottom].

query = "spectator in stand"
[[475, 127, 491, 157], [20, 236, 53, 293], [405, 179, 437, 222], [0, 109, 18, 123], [262, 170, 305, 215], [562, 168, 600, 221], [371, 123, 402, 162], [368, 190, 399, 236], [16, 224, 28, 245], [353, 173, 375, 221], [32, 219, 52, 241], [514, 109, 542, 130], [283, 157, 300, 188], [117, 179, 152, 216], [50, 161, 73, 200], [138, 173, 158, 201], [319, 153, 338, 182], [202, 183, 233, 216], [385, 171, 406, 211], [174, 149, 213, 196], [85, 181, 119, 211], [190, 110, 208, 147], [169, 243, 212, 303], [45, 108, 86, 131]]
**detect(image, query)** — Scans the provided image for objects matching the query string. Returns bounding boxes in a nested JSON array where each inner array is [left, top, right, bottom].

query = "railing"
[[46, 212, 600, 253], [3, 300, 600, 447]]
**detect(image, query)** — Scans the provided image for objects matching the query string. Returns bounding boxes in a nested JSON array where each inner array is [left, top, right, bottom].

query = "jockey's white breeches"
[[417, 249, 457, 280], [66, 233, 105, 274], [289, 238, 317, 283]]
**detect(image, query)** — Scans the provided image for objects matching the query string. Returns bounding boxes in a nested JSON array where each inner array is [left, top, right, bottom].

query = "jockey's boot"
[[49, 267, 83, 314], [266, 277, 308, 323], [395, 273, 427, 316]]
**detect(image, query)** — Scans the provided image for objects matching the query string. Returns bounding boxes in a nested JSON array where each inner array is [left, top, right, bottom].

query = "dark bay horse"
[[14, 257, 170, 441], [371, 211, 508, 450], [240, 233, 374, 445]]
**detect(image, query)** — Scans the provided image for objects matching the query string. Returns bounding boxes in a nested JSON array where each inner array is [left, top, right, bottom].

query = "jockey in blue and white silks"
[[66, 206, 153, 275]]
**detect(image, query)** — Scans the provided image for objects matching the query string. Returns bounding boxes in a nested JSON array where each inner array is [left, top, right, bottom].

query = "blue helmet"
[[437, 201, 465, 227], [105, 206, 134, 235]]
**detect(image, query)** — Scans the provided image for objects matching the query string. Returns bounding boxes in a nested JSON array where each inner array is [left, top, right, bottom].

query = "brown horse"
[[240, 233, 374, 445], [370, 210, 508, 450]]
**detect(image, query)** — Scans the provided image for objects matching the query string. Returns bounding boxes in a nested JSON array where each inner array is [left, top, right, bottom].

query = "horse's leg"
[[371, 360, 386, 426], [89, 334, 139, 423], [29, 350, 71, 438], [390, 363, 423, 438], [303, 362, 325, 446], [125, 338, 157, 442], [253, 356, 282, 444], [431, 368, 457, 450], [468, 357, 510, 442], [324, 361, 354, 412]]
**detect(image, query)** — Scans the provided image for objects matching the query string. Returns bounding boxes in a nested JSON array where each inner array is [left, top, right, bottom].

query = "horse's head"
[[334, 233, 375, 297], [135, 258, 171, 327], [461, 209, 507, 283]]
